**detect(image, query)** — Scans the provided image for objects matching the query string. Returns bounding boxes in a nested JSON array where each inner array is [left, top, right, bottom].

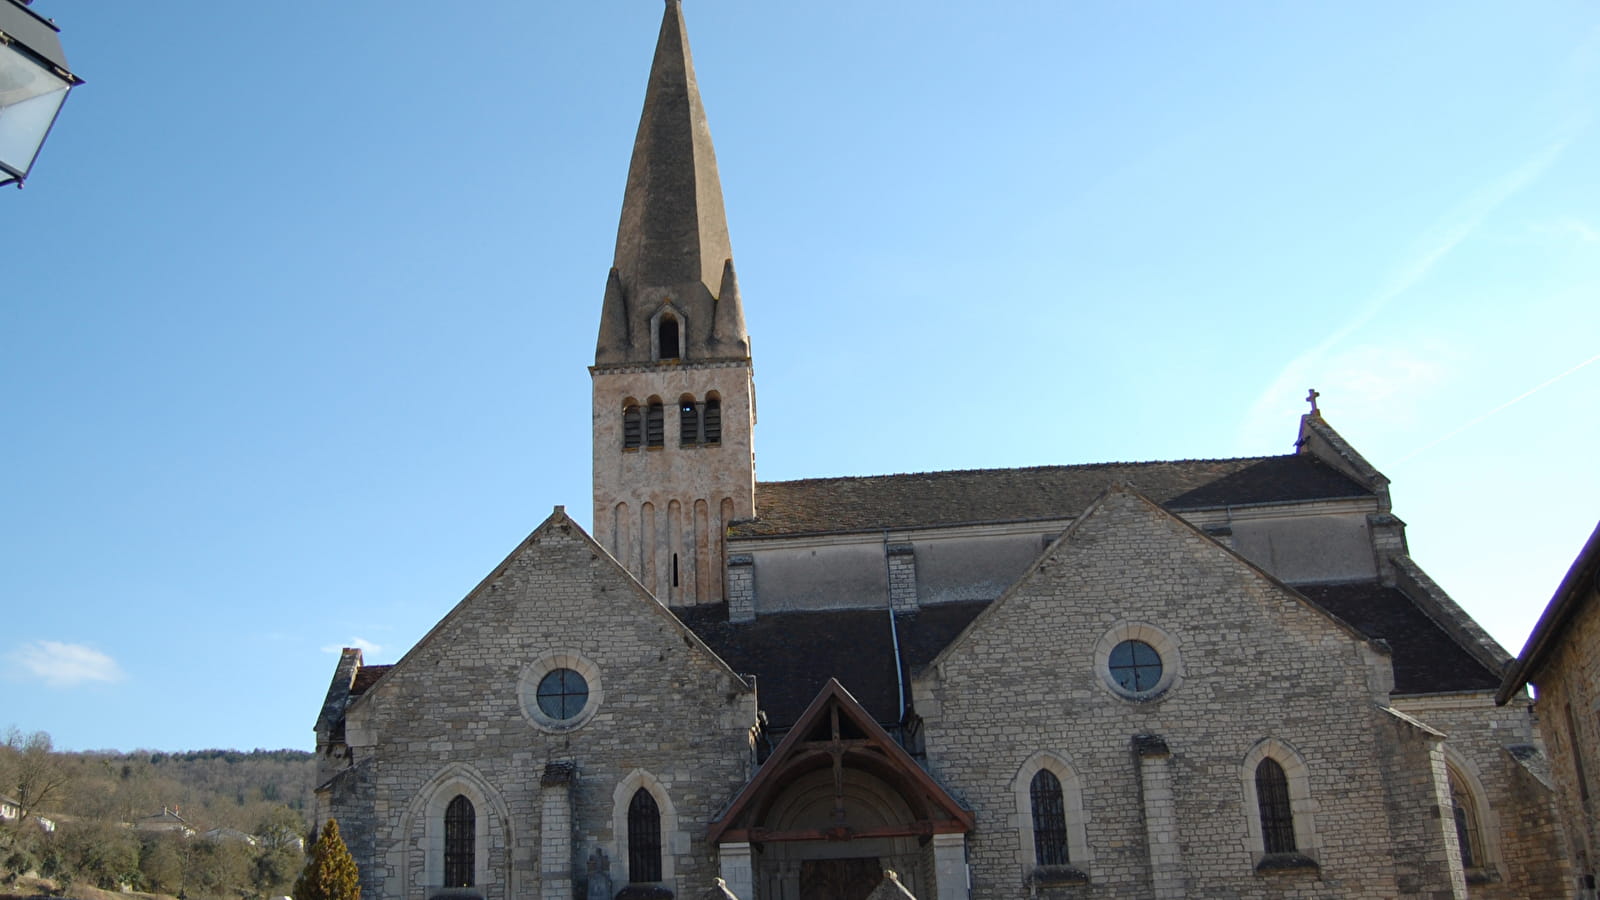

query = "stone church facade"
[[314, 3, 1573, 898]]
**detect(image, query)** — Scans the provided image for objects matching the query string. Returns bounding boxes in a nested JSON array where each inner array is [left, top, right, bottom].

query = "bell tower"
[[591, 0, 755, 606]]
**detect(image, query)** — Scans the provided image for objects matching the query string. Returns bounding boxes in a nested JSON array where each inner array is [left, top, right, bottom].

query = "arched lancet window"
[[1449, 769, 1483, 870], [679, 395, 700, 446], [703, 394, 721, 444], [627, 788, 662, 883], [658, 315, 681, 360], [622, 403, 642, 449], [1029, 769, 1069, 866], [645, 401, 664, 448], [1256, 758, 1296, 854], [444, 794, 475, 887]]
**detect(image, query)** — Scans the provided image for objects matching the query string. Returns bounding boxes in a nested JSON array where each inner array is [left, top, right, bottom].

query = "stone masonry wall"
[[1393, 693, 1572, 898], [913, 487, 1451, 899], [1371, 709, 1465, 898], [336, 512, 758, 900]]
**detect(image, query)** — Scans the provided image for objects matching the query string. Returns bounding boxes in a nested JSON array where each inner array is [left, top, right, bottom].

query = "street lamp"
[[0, 0, 82, 188]]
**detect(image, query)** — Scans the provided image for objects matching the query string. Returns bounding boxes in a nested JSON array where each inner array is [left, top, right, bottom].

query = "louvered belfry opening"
[[623, 404, 643, 449], [628, 788, 663, 883], [1255, 759, 1296, 854], [1030, 770, 1070, 866], [444, 794, 475, 887], [646, 401, 665, 447], [680, 397, 700, 446], [703, 395, 721, 444]]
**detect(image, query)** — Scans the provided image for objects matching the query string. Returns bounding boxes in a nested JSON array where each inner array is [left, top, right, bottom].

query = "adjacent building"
[[1499, 522, 1600, 898]]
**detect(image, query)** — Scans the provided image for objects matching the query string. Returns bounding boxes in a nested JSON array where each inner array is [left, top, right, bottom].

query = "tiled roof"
[[676, 602, 988, 729], [1294, 581, 1501, 695], [350, 665, 392, 696], [731, 455, 1371, 537]]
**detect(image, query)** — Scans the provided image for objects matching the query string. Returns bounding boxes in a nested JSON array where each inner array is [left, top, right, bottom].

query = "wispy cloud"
[[1397, 352, 1600, 462], [6, 641, 126, 688], [1241, 139, 1570, 446], [322, 637, 383, 655], [1531, 217, 1600, 245]]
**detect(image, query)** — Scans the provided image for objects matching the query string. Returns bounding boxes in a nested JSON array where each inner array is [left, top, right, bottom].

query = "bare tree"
[[2, 728, 70, 830]]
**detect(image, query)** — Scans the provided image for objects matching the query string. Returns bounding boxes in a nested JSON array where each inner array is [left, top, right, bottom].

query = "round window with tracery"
[[1094, 623, 1181, 701], [536, 668, 589, 720], [518, 651, 602, 732], [1109, 640, 1163, 693]]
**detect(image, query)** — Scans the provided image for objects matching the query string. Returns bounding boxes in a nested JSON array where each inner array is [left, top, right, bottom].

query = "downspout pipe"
[[883, 531, 907, 723]]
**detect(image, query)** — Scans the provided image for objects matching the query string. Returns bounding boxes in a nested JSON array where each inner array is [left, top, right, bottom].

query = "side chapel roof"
[[1295, 582, 1501, 694]]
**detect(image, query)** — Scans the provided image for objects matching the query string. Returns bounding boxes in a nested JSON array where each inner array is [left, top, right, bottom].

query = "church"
[[312, 3, 1573, 898]]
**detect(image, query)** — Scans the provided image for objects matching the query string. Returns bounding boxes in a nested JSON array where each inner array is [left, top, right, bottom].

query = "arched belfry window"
[[658, 315, 681, 360], [645, 400, 664, 448], [1030, 769, 1069, 866], [628, 788, 662, 883], [444, 794, 475, 887], [704, 394, 721, 445], [1256, 758, 1296, 854], [622, 403, 642, 450]]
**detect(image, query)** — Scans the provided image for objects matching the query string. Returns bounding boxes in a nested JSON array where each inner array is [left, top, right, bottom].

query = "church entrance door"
[[799, 857, 883, 900]]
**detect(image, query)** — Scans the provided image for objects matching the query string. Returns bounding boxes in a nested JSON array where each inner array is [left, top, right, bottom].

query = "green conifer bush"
[[292, 819, 359, 900]]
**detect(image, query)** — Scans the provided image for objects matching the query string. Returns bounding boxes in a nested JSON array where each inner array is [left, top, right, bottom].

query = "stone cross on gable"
[[1306, 388, 1321, 415]]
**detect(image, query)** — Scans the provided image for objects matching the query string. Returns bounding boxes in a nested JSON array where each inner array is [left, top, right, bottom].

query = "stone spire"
[[598, 0, 748, 365]]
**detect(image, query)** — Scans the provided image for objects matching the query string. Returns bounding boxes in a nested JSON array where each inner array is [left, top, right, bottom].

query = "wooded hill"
[[2, 730, 319, 900]]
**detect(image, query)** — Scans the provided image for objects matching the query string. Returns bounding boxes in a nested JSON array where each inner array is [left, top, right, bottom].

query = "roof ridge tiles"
[[754, 455, 1291, 487]]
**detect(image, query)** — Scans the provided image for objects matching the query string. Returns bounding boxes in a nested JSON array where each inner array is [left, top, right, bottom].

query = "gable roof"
[[730, 454, 1370, 538], [344, 507, 751, 716], [707, 679, 973, 844]]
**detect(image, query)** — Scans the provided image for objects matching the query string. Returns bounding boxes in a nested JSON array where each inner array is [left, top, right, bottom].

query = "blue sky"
[[3, 2, 1597, 753]]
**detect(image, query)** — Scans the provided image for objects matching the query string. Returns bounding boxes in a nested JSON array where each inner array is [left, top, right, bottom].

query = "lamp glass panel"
[[0, 45, 70, 176]]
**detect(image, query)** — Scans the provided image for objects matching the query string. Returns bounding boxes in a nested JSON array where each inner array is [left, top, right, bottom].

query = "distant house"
[[135, 807, 195, 838], [0, 794, 57, 833], [202, 827, 261, 846], [1500, 521, 1600, 896]]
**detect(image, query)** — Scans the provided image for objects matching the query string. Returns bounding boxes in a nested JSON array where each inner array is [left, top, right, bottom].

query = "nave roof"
[[732, 454, 1372, 538]]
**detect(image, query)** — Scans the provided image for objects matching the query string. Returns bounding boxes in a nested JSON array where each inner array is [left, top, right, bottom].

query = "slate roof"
[[1292, 582, 1501, 694], [676, 601, 988, 729], [730, 455, 1371, 537], [676, 579, 1497, 730]]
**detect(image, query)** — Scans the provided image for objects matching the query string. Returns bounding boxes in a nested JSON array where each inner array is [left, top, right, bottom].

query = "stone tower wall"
[[592, 360, 754, 605]]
